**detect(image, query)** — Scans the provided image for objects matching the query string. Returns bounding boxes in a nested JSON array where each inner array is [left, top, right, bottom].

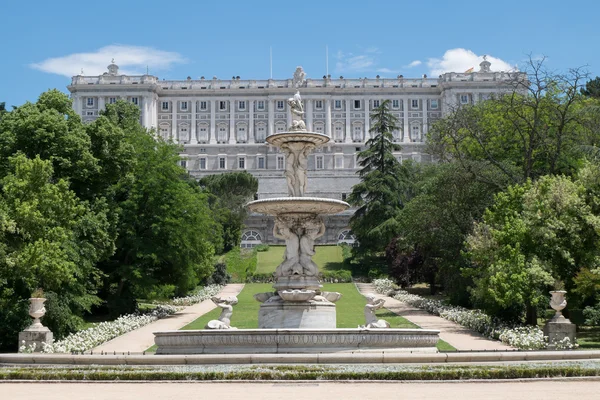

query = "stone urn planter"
[[28, 297, 47, 330], [544, 290, 576, 348], [549, 290, 568, 319], [18, 297, 53, 352]]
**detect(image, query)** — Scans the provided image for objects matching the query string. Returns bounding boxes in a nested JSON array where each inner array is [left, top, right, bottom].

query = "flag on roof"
[[464, 67, 474, 74]]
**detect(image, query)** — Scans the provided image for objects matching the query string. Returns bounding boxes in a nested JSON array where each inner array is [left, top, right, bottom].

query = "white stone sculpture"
[[299, 217, 325, 276], [273, 217, 301, 277], [205, 296, 238, 329], [28, 297, 47, 331], [292, 66, 306, 88], [287, 91, 306, 132], [362, 294, 390, 328], [19, 296, 53, 352], [280, 141, 315, 197]]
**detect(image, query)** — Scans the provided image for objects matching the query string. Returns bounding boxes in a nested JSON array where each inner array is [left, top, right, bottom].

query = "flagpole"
[[270, 47, 273, 79]]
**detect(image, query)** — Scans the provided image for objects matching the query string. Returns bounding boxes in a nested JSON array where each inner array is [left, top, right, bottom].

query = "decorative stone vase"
[[549, 290, 567, 318], [28, 297, 47, 330]]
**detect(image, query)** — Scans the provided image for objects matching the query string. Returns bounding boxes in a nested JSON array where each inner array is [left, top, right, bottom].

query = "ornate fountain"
[[247, 91, 348, 329], [153, 88, 440, 355]]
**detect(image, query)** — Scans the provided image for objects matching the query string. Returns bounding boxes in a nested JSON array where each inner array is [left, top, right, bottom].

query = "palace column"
[[248, 99, 255, 143], [190, 100, 198, 144], [403, 98, 410, 142], [325, 97, 332, 137], [268, 98, 275, 136], [306, 99, 313, 131], [97, 96, 105, 114], [422, 98, 428, 142], [363, 97, 370, 141], [171, 99, 177, 142], [345, 99, 352, 143], [209, 99, 217, 144], [229, 100, 236, 144], [286, 99, 292, 129]]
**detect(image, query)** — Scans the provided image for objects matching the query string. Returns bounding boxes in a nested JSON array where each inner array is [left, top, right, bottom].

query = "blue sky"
[[2, 0, 599, 107]]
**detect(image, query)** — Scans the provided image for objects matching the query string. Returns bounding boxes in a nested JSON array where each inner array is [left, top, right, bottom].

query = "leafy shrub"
[[245, 273, 275, 283], [224, 247, 257, 282], [206, 263, 231, 285], [255, 244, 270, 252], [320, 270, 353, 283], [583, 303, 600, 325]]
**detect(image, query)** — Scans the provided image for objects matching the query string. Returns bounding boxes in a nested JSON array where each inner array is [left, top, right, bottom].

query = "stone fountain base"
[[154, 328, 440, 354], [259, 300, 336, 329]]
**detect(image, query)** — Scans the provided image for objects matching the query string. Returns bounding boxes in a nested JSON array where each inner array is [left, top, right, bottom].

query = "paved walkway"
[[355, 283, 513, 351], [92, 284, 245, 353], [3, 381, 600, 400]]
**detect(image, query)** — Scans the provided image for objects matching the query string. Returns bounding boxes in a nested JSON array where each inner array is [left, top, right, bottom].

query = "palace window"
[[256, 125, 266, 142], [161, 101, 169, 110], [200, 101, 207, 110], [277, 155, 284, 170], [431, 99, 439, 109], [179, 160, 187, 169], [199, 157, 207, 170], [109, 97, 116, 104], [392, 99, 399, 109], [314, 123, 324, 134], [219, 156, 226, 169], [239, 101, 246, 110], [238, 157, 246, 169], [334, 100, 342, 109], [334, 124, 344, 142], [219, 101, 227, 110], [257, 100, 265, 110], [373, 100, 380, 108], [460, 94, 469, 104], [240, 230, 262, 248], [277, 100, 285, 110], [87, 97, 94, 106], [257, 156, 265, 169], [411, 99, 418, 109], [159, 125, 169, 140], [354, 99, 361, 109], [337, 229, 357, 246], [335, 155, 343, 169], [315, 155, 324, 170], [131, 97, 138, 105], [315, 100, 323, 109], [181, 101, 188, 110]]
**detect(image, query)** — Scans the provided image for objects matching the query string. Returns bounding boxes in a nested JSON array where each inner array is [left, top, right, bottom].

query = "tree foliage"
[[348, 100, 414, 256], [198, 172, 258, 253]]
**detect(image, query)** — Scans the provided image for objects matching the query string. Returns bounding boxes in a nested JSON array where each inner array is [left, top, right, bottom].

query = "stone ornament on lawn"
[[549, 290, 568, 319], [205, 296, 238, 329], [544, 290, 576, 349], [362, 293, 391, 328]]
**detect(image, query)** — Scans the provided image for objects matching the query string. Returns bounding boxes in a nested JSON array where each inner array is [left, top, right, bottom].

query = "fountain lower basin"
[[154, 328, 440, 354]]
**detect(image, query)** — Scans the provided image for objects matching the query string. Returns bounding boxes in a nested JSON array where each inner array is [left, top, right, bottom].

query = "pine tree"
[[348, 100, 414, 255]]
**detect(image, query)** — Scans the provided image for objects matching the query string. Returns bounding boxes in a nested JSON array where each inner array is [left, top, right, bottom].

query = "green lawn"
[[577, 326, 600, 349], [256, 245, 344, 274]]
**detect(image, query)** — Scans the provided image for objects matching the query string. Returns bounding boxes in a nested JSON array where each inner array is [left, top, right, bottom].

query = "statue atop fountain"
[[248, 89, 349, 328]]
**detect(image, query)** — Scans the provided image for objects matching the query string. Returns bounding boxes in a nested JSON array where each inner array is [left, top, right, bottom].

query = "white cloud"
[[427, 48, 513, 76], [406, 60, 422, 68], [335, 50, 376, 74], [31, 44, 186, 77], [376, 68, 397, 74]]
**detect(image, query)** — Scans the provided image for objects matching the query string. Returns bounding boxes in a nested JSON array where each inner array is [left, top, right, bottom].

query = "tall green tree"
[[348, 100, 413, 256], [428, 58, 589, 184], [581, 76, 600, 98], [198, 172, 258, 253], [465, 175, 600, 324], [0, 155, 112, 349], [96, 101, 220, 311]]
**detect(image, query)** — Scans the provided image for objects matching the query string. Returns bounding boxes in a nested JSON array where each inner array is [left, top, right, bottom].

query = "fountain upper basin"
[[266, 132, 330, 147], [247, 197, 349, 216]]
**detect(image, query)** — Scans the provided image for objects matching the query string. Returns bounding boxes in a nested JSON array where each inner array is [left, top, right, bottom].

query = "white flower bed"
[[171, 284, 223, 306], [371, 278, 548, 350], [24, 284, 224, 354]]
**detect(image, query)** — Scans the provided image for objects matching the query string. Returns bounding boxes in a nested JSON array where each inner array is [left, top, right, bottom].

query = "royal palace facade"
[[68, 59, 522, 246]]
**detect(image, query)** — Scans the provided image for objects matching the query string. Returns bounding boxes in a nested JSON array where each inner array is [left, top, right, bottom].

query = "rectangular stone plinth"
[[544, 320, 576, 348], [154, 328, 440, 355], [18, 330, 53, 352]]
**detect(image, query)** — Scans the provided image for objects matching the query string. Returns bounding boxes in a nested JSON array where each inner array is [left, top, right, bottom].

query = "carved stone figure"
[[287, 91, 306, 132], [299, 217, 325, 276], [362, 294, 390, 328], [273, 217, 301, 277], [280, 141, 315, 197], [292, 66, 306, 88], [206, 296, 238, 329]]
